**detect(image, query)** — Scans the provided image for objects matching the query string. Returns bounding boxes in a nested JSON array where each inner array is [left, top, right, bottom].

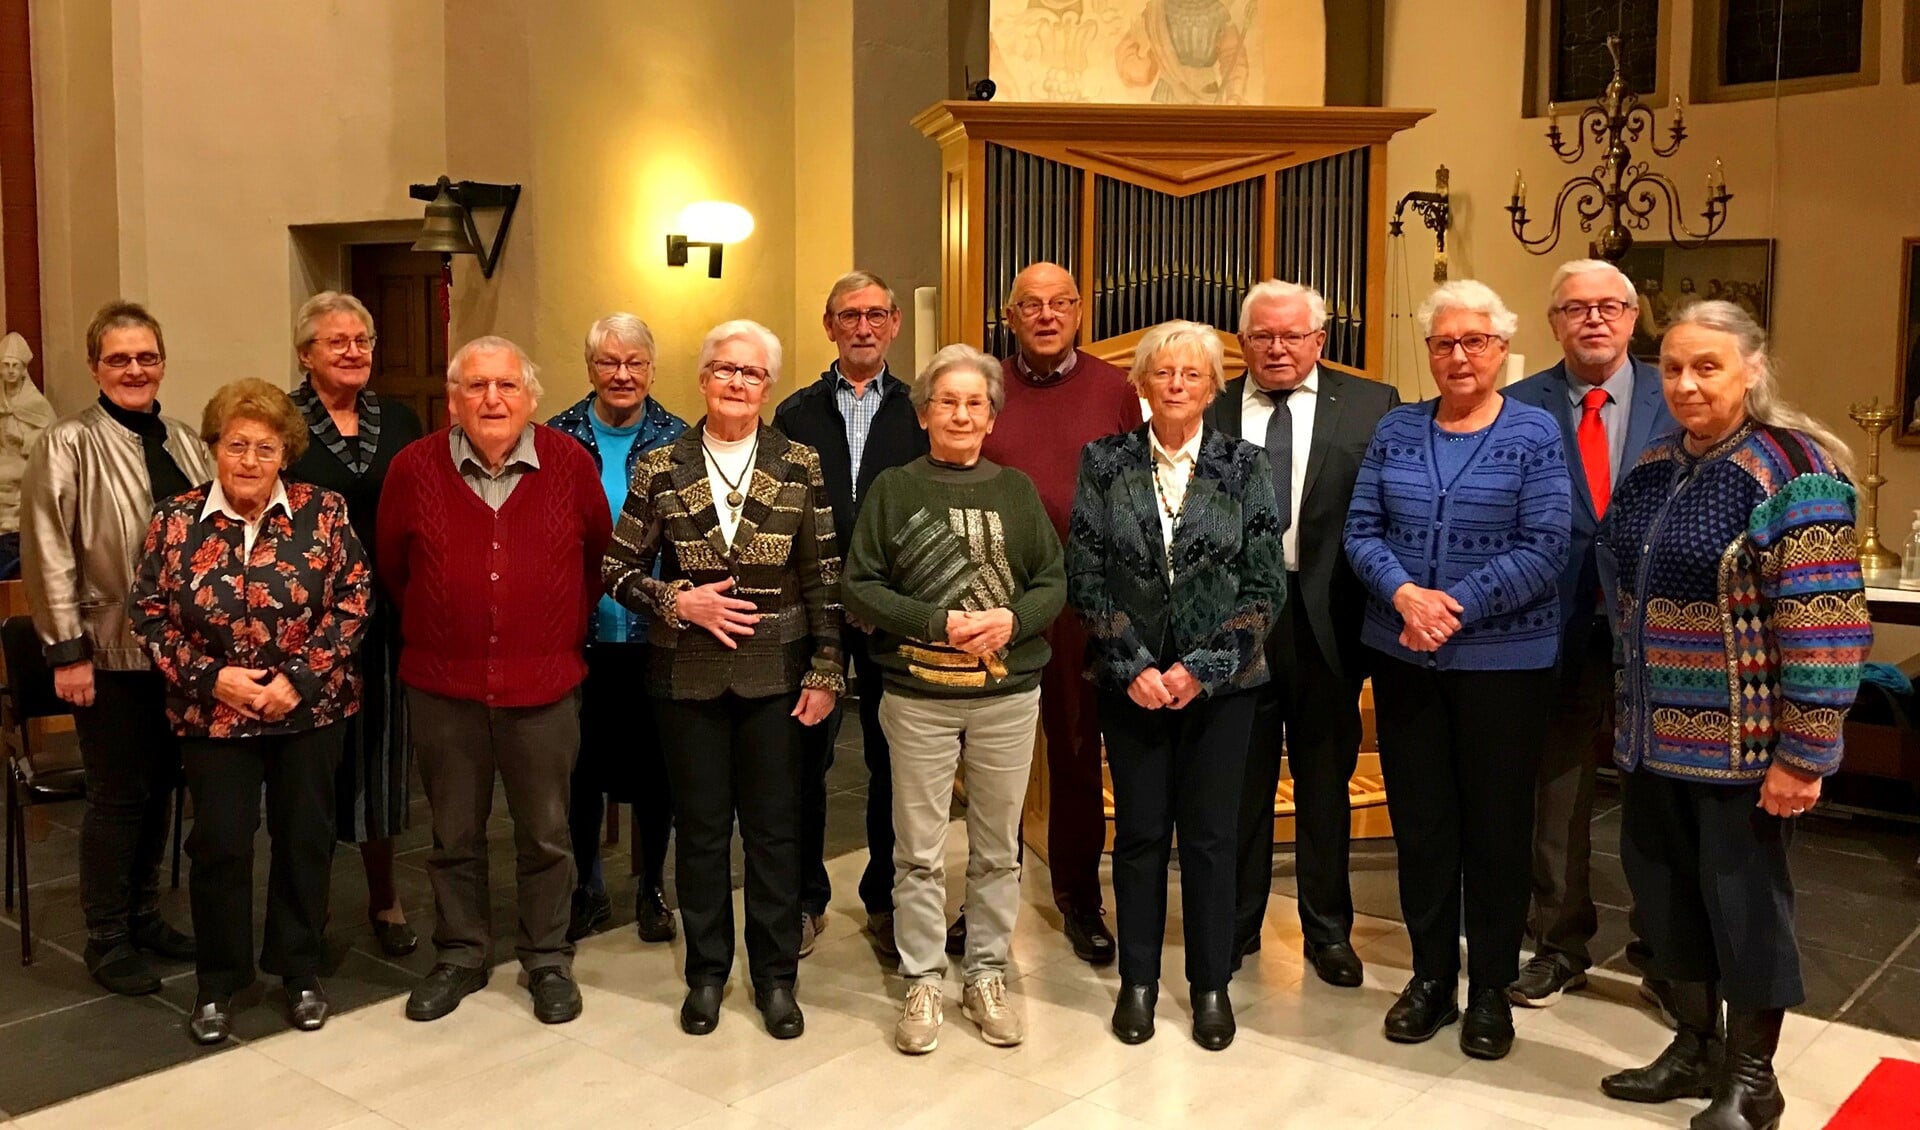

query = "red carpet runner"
[[1824, 1058, 1920, 1128]]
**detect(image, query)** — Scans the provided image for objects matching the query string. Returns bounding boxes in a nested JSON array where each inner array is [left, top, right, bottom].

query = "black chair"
[[2, 614, 184, 964]]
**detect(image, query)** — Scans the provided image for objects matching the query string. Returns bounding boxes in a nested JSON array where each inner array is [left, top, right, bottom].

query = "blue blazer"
[[1505, 357, 1673, 655]]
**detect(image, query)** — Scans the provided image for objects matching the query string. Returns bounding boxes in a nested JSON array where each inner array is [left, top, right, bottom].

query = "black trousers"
[[71, 670, 181, 943], [1100, 688, 1253, 992], [1371, 655, 1554, 990], [571, 642, 671, 894], [1620, 768, 1803, 1009], [181, 724, 342, 996], [656, 690, 804, 990], [1526, 620, 1614, 969], [798, 632, 893, 916], [1235, 575, 1365, 950]]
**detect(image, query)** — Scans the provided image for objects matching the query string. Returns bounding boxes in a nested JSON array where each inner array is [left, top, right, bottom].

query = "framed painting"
[[1615, 238, 1775, 361], [1895, 238, 1920, 443]]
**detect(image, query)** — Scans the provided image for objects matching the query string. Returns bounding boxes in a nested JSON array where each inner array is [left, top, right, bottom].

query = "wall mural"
[[988, 0, 1263, 105]]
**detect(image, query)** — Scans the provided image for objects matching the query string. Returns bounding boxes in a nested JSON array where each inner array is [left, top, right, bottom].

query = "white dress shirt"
[[1149, 423, 1203, 556], [1238, 366, 1319, 571], [200, 478, 291, 558]]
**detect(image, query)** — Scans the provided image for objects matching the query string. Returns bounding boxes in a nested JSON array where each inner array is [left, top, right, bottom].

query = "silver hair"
[[1548, 258, 1639, 309], [1238, 279, 1328, 333], [1417, 279, 1520, 339], [697, 319, 784, 384], [1662, 299, 1854, 479], [1128, 320, 1228, 398], [446, 335, 545, 402], [910, 344, 1005, 415], [825, 270, 897, 315], [294, 291, 375, 352], [583, 313, 657, 366]]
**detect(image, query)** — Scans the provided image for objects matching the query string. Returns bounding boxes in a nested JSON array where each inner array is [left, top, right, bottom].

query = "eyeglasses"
[[1244, 330, 1322, 351], [708, 362, 770, 387], [313, 334, 376, 355], [591, 357, 654, 377], [928, 395, 992, 417], [1551, 300, 1632, 323], [1148, 366, 1210, 386], [457, 378, 528, 399], [1011, 297, 1081, 318], [1425, 333, 1504, 357], [98, 352, 163, 371], [219, 439, 284, 463], [831, 307, 895, 330]]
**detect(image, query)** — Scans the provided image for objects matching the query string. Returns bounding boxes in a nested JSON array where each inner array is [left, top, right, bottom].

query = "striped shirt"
[[832, 365, 888, 501]]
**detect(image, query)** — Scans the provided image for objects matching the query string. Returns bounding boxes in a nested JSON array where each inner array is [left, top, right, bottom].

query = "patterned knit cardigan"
[[1597, 422, 1870, 782]]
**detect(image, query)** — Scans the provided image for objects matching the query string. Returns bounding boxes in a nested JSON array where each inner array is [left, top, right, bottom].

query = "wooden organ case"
[[912, 100, 1431, 851]]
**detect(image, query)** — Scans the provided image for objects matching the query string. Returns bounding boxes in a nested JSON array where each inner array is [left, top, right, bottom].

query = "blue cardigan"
[[1343, 398, 1572, 671]]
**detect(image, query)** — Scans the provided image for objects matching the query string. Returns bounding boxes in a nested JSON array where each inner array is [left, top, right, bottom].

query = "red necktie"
[[1578, 387, 1611, 517]]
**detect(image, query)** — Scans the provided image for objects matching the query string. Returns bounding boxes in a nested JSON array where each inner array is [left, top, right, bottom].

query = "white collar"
[[1149, 422, 1203, 466], [1244, 364, 1320, 404], [200, 478, 290, 525]]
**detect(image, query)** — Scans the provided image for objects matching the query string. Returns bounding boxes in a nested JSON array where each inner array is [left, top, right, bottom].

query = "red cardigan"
[[375, 425, 611, 707]]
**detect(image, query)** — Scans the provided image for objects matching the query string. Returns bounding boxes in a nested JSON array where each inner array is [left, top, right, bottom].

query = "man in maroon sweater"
[[376, 336, 611, 1026], [977, 262, 1141, 964]]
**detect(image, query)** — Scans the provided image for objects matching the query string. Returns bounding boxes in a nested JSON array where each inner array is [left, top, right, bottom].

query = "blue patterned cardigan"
[[1343, 399, 1572, 670], [1065, 426, 1286, 696], [1597, 422, 1869, 783]]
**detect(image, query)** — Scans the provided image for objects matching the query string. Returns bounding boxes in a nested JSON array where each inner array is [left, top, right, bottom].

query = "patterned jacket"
[[1066, 425, 1286, 696], [603, 423, 846, 701], [1597, 423, 1870, 782], [129, 480, 371, 738]]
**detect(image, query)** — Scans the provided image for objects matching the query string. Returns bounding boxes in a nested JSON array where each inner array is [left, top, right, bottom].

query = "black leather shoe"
[[286, 980, 330, 1031], [1694, 1007, 1786, 1130], [84, 939, 162, 996], [1111, 982, 1158, 1044], [129, 914, 197, 961], [1460, 985, 1516, 1060], [1602, 980, 1722, 1103], [1063, 906, 1116, 965], [1383, 976, 1459, 1043], [567, 888, 612, 942], [406, 963, 489, 1021], [370, 918, 418, 957], [1303, 939, 1365, 988], [635, 885, 676, 944], [1191, 989, 1236, 1051], [681, 984, 724, 1035], [754, 984, 805, 1039], [529, 967, 583, 1024], [188, 993, 233, 1045], [945, 914, 967, 956]]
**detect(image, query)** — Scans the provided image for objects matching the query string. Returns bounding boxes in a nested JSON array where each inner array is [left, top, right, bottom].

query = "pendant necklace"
[[703, 433, 757, 516]]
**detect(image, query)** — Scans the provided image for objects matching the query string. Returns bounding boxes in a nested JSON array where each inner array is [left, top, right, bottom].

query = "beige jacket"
[[22, 402, 215, 670]]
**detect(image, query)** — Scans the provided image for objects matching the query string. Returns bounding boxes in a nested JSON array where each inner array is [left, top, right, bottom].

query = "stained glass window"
[[1552, 0, 1661, 105]]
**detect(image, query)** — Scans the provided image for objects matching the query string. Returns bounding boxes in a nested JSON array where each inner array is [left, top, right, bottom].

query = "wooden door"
[[349, 244, 449, 430]]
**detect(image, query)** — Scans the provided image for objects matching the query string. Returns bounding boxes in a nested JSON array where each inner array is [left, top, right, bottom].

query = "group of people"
[[17, 254, 1865, 1130]]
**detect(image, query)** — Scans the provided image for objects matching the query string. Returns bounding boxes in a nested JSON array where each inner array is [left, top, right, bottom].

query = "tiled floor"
[[3, 714, 1917, 1125]]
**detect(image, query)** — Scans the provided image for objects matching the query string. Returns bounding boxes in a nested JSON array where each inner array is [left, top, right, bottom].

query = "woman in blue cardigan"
[[1344, 280, 1571, 1062]]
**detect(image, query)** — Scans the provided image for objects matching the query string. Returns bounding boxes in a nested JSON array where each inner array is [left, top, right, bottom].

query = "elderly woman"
[[548, 313, 687, 943], [128, 379, 371, 1044], [283, 291, 426, 959], [1595, 301, 1868, 1129], [22, 301, 214, 995], [604, 319, 843, 1040], [1344, 280, 1571, 1061], [1066, 319, 1284, 1051], [842, 343, 1064, 1055]]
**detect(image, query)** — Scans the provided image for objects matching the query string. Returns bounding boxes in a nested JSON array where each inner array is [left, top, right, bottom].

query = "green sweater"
[[843, 456, 1065, 699]]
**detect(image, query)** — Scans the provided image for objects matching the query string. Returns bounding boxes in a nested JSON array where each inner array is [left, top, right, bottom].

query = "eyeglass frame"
[[1423, 333, 1507, 357], [1243, 329, 1325, 351], [218, 439, 285, 463], [829, 307, 897, 330], [454, 377, 530, 399], [591, 357, 655, 377], [1549, 299, 1633, 323], [309, 334, 377, 356], [706, 361, 771, 387], [1009, 296, 1082, 318], [96, 352, 165, 371]]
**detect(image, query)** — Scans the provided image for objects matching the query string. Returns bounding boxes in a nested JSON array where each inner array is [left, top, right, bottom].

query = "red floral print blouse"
[[129, 479, 371, 738]]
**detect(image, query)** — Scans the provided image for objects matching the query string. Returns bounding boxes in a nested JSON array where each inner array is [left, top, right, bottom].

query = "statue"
[[0, 332, 55, 579]]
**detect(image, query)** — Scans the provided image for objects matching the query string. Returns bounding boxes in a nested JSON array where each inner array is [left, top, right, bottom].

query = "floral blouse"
[[129, 479, 371, 738]]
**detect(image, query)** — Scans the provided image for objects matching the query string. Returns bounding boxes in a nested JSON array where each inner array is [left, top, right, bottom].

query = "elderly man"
[[1506, 260, 1673, 1009], [1207, 280, 1398, 987], [975, 261, 1139, 963], [377, 336, 611, 1025], [774, 271, 929, 958]]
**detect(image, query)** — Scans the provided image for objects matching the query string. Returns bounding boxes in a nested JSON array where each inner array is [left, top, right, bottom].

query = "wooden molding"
[[912, 101, 1433, 147]]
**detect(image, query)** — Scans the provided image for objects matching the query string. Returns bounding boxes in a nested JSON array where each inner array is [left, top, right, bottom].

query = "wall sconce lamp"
[[408, 175, 522, 278], [666, 202, 754, 278]]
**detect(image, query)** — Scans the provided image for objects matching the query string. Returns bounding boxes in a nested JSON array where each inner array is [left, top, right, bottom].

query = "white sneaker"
[[962, 975, 1024, 1047], [896, 980, 944, 1054], [800, 911, 825, 958]]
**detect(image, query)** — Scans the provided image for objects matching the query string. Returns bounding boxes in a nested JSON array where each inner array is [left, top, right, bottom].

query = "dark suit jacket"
[[1065, 425, 1286, 697], [1203, 369, 1399, 680], [1505, 356, 1674, 658], [772, 367, 929, 547]]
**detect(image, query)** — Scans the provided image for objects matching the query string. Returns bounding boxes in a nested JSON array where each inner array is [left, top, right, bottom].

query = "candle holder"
[[1849, 398, 1901, 572]]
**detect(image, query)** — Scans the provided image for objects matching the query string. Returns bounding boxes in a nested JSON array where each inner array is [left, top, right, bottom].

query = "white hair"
[[583, 313, 656, 366], [1548, 258, 1639, 309], [911, 343, 1005, 415], [294, 291, 375, 351], [696, 319, 783, 384], [1417, 279, 1519, 339], [1238, 279, 1328, 333], [446, 335, 545, 402], [1129, 320, 1228, 398]]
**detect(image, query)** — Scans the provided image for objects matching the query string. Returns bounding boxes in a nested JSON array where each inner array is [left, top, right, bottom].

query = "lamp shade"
[[414, 182, 479, 256], [677, 201, 754, 245]]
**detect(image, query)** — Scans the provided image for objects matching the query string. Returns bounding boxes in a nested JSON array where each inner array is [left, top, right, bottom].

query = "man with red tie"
[[1505, 260, 1674, 1010]]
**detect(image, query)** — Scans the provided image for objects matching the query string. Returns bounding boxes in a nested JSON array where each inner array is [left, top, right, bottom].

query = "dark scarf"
[[98, 393, 192, 501], [290, 381, 381, 476]]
